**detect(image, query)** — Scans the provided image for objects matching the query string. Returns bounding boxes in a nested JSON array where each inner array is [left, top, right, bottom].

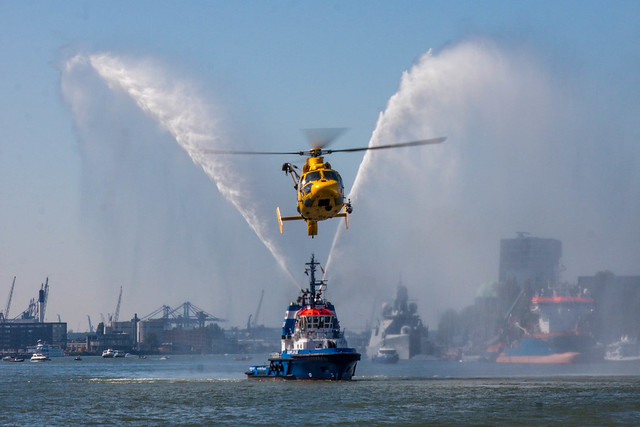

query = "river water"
[[2, 355, 640, 425]]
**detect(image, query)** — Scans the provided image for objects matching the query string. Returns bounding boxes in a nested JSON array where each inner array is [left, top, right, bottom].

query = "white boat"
[[26, 340, 64, 358], [605, 336, 640, 361], [30, 352, 51, 362], [102, 349, 125, 358], [372, 347, 399, 364]]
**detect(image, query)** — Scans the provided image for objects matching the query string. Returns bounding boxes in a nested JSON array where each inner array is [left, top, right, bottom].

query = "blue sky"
[[1, 1, 639, 330]]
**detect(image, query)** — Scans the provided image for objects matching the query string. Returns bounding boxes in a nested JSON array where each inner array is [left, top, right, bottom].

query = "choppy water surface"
[[2, 355, 640, 425]]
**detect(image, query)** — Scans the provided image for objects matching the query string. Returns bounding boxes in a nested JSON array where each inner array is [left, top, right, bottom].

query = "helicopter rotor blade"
[[202, 136, 445, 156], [202, 149, 307, 156], [303, 128, 348, 149], [325, 136, 446, 154]]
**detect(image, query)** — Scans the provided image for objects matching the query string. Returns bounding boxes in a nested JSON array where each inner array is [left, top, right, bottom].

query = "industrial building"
[[578, 273, 640, 343], [0, 321, 67, 353], [1, 278, 67, 353], [499, 233, 562, 287]]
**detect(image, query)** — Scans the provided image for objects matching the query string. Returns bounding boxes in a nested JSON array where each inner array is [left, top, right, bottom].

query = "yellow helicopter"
[[207, 129, 445, 237]]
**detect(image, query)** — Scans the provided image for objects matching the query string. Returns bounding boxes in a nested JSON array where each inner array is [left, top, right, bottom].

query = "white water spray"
[[324, 38, 640, 328], [325, 48, 445, 275], [66, 53, 298, 287]]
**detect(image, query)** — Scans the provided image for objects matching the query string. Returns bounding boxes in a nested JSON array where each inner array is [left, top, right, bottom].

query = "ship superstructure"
[[496, 287, 598, 363], [367, 285, 429, 360], [245, 255, 360, 380]]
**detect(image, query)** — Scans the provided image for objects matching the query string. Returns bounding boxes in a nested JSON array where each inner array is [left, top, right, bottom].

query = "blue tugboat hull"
[[246, 349, 360, 380]]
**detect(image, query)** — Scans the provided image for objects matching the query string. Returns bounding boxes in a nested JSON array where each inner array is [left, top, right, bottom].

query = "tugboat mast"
[[305, 254, 325, 300]]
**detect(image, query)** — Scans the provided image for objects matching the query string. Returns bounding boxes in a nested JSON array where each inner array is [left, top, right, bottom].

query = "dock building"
[[1, 278, 67, 353]]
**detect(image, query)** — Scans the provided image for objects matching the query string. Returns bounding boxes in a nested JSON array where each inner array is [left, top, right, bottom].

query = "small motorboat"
[[30, 352, 51, 362], [372, 347, 399, 364]]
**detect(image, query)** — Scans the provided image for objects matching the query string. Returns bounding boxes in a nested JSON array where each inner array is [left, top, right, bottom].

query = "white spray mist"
[[325, 38, 640, 328], [71, 53, 299, 287]]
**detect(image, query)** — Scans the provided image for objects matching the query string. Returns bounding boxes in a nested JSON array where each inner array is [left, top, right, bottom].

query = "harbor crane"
[[113, 286, 122, 323], [247, 289, 264, 330], [107, 286, 123, 325], [12, 277, 49, 322], [141, 302, 224, 329], [1, 276, 16, 321], [87, 315, 94, 333]]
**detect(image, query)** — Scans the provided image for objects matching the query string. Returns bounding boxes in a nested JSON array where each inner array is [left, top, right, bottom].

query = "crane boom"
[[252, 289, 264, 328], [4, 276, 16, 320], [113, 286, 122, 323]]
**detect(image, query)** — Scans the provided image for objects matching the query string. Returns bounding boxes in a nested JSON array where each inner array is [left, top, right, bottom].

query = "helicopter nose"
[[312, 181, 340, 199]]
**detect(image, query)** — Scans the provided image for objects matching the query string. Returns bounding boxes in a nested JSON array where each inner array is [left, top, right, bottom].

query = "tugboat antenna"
[[305, 254, 326, 300], [305, 254, 318, 298]]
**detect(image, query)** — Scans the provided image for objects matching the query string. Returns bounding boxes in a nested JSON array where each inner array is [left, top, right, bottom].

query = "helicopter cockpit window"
[[303, 172, 321, 185], [302, 182, 313, 196], [322, 171, 343, 190], [322, 170, 338, 181]]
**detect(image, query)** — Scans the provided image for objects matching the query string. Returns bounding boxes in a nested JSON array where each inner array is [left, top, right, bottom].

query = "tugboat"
[[245, 255, 360, 380]]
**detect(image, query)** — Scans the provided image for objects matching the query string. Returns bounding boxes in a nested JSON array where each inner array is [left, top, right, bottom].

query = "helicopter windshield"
[[322, 170, 339, 182], [302, 182, 313, 196], [322, 170, 343, 190], [302, 171, 321, 185]]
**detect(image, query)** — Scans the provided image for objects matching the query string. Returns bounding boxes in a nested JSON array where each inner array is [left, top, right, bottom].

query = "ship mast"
[[305, 254, 325, 302]]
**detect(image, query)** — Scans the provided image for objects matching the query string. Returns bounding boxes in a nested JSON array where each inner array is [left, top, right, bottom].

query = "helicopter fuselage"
[[278, 155, 351, 236], [273, 134, 445, 236], [297, 156, 345, 221]]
